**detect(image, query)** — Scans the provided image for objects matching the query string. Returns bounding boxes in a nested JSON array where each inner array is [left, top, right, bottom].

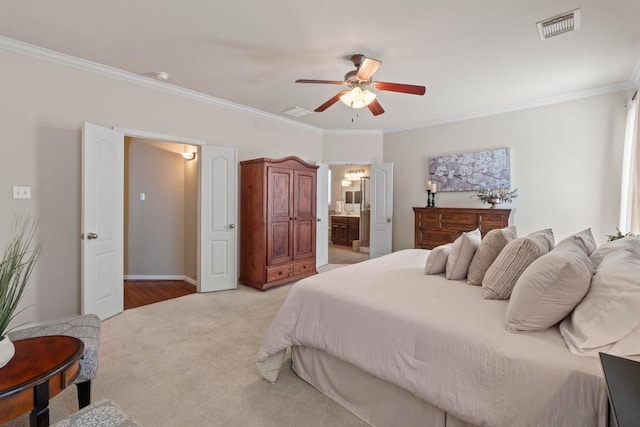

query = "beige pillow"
[[482, 229, 554, 300], [589, 235, 640, 268], [560, 248, 640, 356], [556, 228, 597, 256], [467, 227, 517, 286], [424, 244, 452, 275], [445, 229, 481, 280], [505, 241, 593, 332]]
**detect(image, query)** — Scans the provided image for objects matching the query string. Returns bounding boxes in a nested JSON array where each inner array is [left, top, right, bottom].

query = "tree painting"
[[428, 148, 511, 192]]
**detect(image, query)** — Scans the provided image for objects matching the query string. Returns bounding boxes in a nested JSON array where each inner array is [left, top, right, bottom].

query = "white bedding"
[[257, 250, 607, 427]]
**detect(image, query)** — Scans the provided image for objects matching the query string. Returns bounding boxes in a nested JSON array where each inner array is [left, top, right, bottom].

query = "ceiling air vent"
[[283, 107, 312, 117], [537, 9, 581, 40]]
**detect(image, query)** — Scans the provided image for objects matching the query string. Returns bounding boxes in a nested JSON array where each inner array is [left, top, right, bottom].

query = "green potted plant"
[[0, 217, 41, 368]]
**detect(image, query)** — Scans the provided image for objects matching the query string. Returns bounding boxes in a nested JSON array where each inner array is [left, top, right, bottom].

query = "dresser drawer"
[[478, 214, 509, 231], [439, 212, 477, 225], [266, 264, 292, 282], [293, 259, 315, 276], [420, 231, 456, 249]]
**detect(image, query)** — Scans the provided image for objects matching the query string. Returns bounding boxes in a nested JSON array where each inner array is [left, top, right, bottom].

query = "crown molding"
[[1, 35, 636, 138], [322, 129, 384, 136], [631, 55, 640, 86], [383, 81, 636, 134], [0, 36, 324, 134]]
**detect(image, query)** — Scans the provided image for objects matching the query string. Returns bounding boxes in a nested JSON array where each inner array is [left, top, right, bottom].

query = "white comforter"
[[257, 250, 607, 427]]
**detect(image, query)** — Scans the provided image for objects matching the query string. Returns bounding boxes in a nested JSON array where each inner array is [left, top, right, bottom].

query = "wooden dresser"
[[240, 156, 318, 290], [413, 207, 511, 249]]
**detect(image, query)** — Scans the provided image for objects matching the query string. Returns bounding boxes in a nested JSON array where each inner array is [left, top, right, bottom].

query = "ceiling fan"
[[295, 54, 426, 116]]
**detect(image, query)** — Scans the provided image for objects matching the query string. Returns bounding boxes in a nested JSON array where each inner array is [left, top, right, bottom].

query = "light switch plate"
[[13, 186, 31, 199]]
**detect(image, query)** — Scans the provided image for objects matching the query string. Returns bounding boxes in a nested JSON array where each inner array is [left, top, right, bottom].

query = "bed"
[[256, 249, 608, 427]]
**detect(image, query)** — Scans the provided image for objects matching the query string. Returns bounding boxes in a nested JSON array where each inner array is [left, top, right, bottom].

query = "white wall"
[[384, 90, 631, 250], [126, 139, 188, 277], [0, 48, 322, 325], [323, 133, 384, 163]]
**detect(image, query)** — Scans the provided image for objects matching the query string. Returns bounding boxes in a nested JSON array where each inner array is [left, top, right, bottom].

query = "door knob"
[[316, 218, 321, 222], [386, 218, 391, 223], [87, 232, 99, 240], [229, 224, 235, 229]]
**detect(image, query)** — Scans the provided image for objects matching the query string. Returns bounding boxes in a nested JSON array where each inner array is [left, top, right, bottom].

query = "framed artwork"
[[428, 148, 511, 192]]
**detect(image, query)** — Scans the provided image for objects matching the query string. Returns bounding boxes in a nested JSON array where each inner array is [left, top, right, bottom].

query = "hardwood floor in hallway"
[[124, 280, 196, 310]]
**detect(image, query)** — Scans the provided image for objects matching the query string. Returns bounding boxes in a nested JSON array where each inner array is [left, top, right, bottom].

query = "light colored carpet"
[[5, 265, 367, 427]]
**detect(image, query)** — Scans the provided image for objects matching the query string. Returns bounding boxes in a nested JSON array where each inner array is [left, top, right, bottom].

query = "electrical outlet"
[[13, 186, 31, 199]]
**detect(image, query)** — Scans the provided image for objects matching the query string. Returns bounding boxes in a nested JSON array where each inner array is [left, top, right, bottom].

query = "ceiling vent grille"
[[537, 9, 581, 40], [283, 107, 312, 117]]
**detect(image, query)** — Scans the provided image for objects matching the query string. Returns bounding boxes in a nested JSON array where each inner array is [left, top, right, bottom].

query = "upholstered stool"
[[51, 399, 140, 427], [8, 314, 101, 408]]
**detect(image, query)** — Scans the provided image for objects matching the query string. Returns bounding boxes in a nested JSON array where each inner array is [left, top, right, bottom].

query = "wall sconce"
[[181, 152, 196, 161]]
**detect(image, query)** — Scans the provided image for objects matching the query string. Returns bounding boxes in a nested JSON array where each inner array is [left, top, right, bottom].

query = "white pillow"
[[505, 241, 593, 332], [482, 229, 554, 300], [467, 227, 517, 286], [424, 244, 452, 275], [560, 248, 640, 356], [445, 229, 481, 280], [556, 228, 597, 256], [589, 236, 640, 268]]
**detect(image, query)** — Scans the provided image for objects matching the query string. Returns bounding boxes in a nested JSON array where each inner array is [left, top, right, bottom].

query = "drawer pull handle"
[[278, 271, 283, 276]]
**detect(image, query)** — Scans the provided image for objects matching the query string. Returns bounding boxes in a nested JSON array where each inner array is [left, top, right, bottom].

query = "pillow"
[[560, 248, 640, 356], [525, 228, 555, 251], [505, 241, 593, 332], [482, 229, 554, 300], [589, 235, 640, 268], [445, 229, 481, 280], [424, 244, 452, 275], [556, 228, 597, 256], [467, 227, 517, 286]]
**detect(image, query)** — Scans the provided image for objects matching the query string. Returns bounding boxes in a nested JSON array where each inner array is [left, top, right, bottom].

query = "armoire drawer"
[[293, 259, 315, 276], [266, 264, 292, 282]]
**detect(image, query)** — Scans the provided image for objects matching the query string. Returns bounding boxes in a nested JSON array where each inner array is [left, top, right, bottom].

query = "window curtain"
[[620, 90, 640, 234]]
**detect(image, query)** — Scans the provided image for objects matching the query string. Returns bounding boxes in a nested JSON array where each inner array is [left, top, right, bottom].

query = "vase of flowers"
[[0, 217, 41, 368], [471, 187, 518, 208]]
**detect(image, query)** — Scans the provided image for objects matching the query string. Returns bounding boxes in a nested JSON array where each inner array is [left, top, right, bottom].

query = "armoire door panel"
[[268, 221, 292, 265], [294, 219, 314, 258], [268, 167, 292, 220], [294, 171, 315, 218]]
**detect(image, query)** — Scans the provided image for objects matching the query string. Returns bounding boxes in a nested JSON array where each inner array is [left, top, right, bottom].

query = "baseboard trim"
[[125, 275, 197, 286]]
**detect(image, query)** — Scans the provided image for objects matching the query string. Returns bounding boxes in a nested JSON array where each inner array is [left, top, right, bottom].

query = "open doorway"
[[123, 137, 198, 309], [328, 164, 371, 264]]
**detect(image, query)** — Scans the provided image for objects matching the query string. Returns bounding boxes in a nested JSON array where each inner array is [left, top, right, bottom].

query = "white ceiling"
[[1, 1, 639, 132]]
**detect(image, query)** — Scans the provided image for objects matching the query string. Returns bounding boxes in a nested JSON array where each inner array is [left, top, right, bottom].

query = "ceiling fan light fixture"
[[340, 87, 376, 109]]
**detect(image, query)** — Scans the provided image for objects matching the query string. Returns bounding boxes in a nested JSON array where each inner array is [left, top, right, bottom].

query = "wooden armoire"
[[239, 156, 318, 290]]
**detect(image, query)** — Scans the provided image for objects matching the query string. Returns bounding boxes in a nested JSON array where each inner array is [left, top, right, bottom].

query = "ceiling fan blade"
[[296, 79, 344, 85], [368, 99, 385, 116], [315, 91, 348, 112], [373, 81, 426, 95], [357, 58, 382, 81]]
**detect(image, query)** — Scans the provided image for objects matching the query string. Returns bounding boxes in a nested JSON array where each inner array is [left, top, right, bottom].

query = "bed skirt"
[[291, 346, 476, 427]]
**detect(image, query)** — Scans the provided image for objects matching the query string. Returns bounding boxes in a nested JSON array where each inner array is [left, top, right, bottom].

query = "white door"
[[81, 123, 124, 320], [199, 146, 238, 292], [370, 163, 393, 258], [315, 162, 329, 266]]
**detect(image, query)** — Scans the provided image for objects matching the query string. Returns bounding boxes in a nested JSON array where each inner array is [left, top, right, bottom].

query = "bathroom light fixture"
[[181, 152, 196, 161], [344, 169, 366, 180], [339, 87, 376, 109]]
